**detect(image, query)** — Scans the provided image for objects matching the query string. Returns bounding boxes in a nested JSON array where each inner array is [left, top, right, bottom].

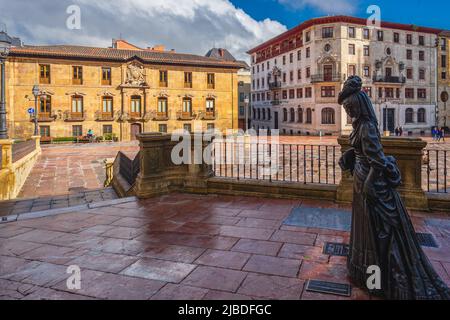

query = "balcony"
[[153, 111, 169, 121], [373, 76, 406, 84], [207, 83, 215, 90], [311, 73, 342, 83], [271, 100, 281, 106], [95, 111, 115, 121], [268, 81, 282, 90], [64, 112, 85, 122], [177, 111, 196, 120], [31, 112, 57, 122], [201, 111, 216, 120], [184, 82, 193, 89], [159, 81, 168, 88], [129, 112, 144, 121]]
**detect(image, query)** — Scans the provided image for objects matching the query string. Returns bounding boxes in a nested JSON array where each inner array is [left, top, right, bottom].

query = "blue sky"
[[232, 0, 449, 30]]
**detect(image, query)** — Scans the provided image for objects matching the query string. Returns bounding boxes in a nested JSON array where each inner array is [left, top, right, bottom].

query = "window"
[[262, 109, 266, 120], [39, 96, 51, 114], [306, 108, 312, 124], [348, 44, 355, 55], [290, 53, 294, 63], [72, 125, 82, 137], [159, 70, 168, 87], [207, 73, 215, 89], [207, 123, 215, 131], [417, 108, 426, 123], [419, 69, 425, 80], [321, 108, 335, 124], [396, 88, 400, 99], [363, 45, 370, 56], [184, 72, 192, 88], [348, 65, 356, 76], [267, 108, 271, 120], [321, 86, 335, 97], [72, 66, 83, 85], [158, 98, 168, 114], [297, 108, 303, 123], [417, 89, 427, 99], [305, 31, 311, 42], [442, 55, 447, 68], [71, 96, 83, 114], [306, 47, 310, 58], [419, 36, 425, 46], [183, 98, 192, 113], [405, 88, 414, 99], [159, 124, 167, 133], [306, 67, 310, 78], [442, 72, 447, 80], [283, 56, 286, 65], [407, 49, 413, 60], [290, 108, 295, 122], [40, 126, 50, 137], [441, 38, 447, 51], [39, 64, 51, 84], [297, 69, 302, 80], [363, 28, 370, 40], [305, 87, 312, 98], [283, 108, 288, 122], [378, 87, 383, 98], [290, 71, 294, 82], [101, 67, 111, 85], [297, 88, 303, 99], [103, 125, 113, 135], [363, 66, 370, 77], [405, 108, 414, 123], [377, 30, 384, 41], [348, 27, 355, 38], [407, 34, 413, 45], [206, 98, 215, 115], [394, 33, 400, 43], [289, 89, 295, 99], [282, 90, 288, 99], [407, 68, 413, 79], [283, 73, 287, 83], [419, 51, 425, 61], [322, 27, 334, 38], [183, 124, 192, 133], [102, 96, 113, 114], [297, 50, 301, 61], [385, 88, 394, 98], [130, 96, 141, 115]]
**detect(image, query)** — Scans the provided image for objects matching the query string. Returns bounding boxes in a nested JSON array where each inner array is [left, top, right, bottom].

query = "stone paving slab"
[[0, 193, 449, 300]]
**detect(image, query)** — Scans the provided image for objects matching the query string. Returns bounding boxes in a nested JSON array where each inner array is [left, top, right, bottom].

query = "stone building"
[[5, 40, 244, 140], [248, 16, 441, 136], [438, 31, 450, 128]]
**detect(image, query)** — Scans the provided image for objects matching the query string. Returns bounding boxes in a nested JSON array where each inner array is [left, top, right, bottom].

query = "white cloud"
[[0, 0, 287, 61], [278, 0, 358, 15]]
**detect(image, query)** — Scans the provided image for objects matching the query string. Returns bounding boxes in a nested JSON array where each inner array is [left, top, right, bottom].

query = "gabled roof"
[[9, 44, 245, 69], [205, 48, 250, 70]]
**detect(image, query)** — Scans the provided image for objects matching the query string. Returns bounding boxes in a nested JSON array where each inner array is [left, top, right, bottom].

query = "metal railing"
[[311, 73, 342, 83], [12, 140, 36, 163], [212, 142, 342, 185], [372, 76, 406, 84], [269, 81, 282, 90], [423, 149, 449, 193]]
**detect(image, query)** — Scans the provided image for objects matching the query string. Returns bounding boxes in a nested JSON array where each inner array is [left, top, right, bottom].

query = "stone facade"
[[248, 16, 441, 136], [5, 43, 242, 141], [438, 31, 450, 128], [237, 69, 251, 130]]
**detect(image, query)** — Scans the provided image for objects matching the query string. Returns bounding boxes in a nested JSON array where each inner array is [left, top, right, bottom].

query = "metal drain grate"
[[323, 242, 349, 256], [306, 280, 352, 297], [416, 233, 438, 248]]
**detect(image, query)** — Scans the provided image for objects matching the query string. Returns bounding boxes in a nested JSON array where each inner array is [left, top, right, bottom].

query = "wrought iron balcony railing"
[[310, 73, 342, 83], [372, 76, 406, 84], [64, 112, 85, 122], [268, 81, 282, 90]]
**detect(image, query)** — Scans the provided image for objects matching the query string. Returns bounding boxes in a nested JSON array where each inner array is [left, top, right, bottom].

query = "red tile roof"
[[248, 15, 443, 54], [9, 44, 246, 69]]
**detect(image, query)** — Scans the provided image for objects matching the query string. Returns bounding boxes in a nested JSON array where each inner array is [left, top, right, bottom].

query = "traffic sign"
[[28, 108, 34, 114]]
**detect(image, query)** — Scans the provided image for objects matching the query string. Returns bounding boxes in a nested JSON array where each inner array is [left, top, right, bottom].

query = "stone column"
[[337, 136, 429, 211]]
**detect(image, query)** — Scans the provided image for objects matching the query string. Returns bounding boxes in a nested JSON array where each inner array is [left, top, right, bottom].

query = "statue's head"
[[338, 76, 377, 125]]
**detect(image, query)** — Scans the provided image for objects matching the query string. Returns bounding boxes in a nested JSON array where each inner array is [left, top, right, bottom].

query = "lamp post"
[[244, 96, 249, 131], [0, 30, 12, 139], [32, 85, 40, 136]]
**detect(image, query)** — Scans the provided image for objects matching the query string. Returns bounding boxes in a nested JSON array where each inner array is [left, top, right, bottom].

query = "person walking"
[[394, 127, 399, 136], [399, 126, 403, 137]]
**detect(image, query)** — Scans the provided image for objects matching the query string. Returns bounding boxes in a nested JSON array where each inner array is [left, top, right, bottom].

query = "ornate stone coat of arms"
[[125, 62, 146, 86]]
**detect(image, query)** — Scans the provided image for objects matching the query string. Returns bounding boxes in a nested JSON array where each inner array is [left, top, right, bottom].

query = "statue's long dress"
[[348, 119, 450, 300]]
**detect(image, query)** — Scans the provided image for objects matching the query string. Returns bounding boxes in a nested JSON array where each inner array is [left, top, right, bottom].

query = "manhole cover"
[[416, 233, 438, 248], [305, 280, 351, 297], [323, 242, 349, 256]]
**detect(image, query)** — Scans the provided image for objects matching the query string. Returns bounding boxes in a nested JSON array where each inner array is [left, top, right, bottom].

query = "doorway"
[[130, 123, 142, 140], [383, 108, 395, 132]]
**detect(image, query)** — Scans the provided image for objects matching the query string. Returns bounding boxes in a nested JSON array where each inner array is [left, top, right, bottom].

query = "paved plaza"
[[0, 193, 449, 300]]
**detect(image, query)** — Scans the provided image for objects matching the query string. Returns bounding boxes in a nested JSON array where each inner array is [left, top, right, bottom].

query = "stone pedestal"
[[0, 139, 13, 169], [337, 136, 429, 211]]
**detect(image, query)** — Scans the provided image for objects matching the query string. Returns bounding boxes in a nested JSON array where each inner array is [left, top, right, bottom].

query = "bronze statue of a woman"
[[338, 76, 450, 300]]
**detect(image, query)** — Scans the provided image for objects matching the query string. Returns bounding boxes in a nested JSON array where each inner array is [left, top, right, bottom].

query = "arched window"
[[40, 96, 51, 115], [283, 108, 288, 122], [206, 98, 215, 115], [290, 108, 295, 122], [405, 108, 414, 123], [71, 95, 83, 114], [417, 108, 426, 123], [102, 96, 113, 114], [183, 98, 192, 114], [321, 107, 335, 124], [297, 108, 303, 123], [130, 96, 141, 116], [306, 108, 312, 124]]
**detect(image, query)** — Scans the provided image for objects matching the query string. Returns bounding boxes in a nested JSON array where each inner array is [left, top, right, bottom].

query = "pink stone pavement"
[[1, 193, 449, 300]]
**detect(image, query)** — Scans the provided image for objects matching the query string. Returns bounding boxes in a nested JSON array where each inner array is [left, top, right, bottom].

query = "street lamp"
[[244, 96, 250, 131], [32, 85, 40, 136], [0, 30, 12, 139]]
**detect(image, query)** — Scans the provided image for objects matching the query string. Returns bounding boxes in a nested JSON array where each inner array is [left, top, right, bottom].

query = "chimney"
[[218, 48, 224, 57]]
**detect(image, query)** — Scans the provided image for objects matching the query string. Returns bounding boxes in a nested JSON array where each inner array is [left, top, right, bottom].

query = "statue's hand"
[[339, 148, 355, 173]]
